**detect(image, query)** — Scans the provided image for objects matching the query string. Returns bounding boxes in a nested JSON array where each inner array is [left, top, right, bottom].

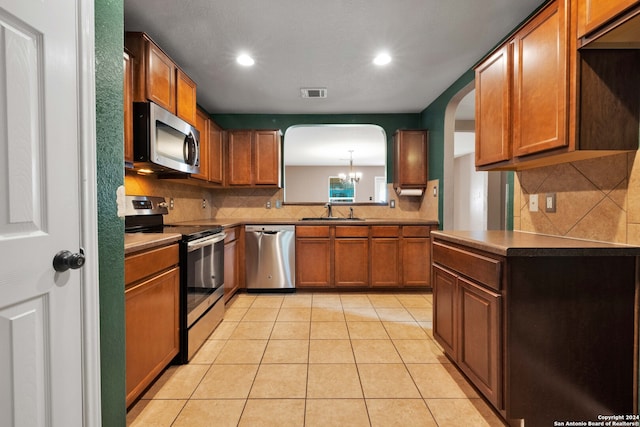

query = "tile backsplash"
[[515, 152, 640, 244], [124, 172, 439, 223]]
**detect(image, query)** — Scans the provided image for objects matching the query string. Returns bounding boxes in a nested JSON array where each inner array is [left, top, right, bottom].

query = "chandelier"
[[338, 150, 362, 184]]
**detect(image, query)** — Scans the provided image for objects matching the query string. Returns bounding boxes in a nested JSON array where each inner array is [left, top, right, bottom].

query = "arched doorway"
[[442, 82, 507, 230]]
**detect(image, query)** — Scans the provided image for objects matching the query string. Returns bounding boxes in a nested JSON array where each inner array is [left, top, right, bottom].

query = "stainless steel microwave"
[[132, 102, 200, 174]]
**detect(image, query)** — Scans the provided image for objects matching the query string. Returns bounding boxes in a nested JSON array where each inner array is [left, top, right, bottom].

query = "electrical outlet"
[[545, 193, 556, 213], [169, 198, 174, 209], [529, 194, 538, 212], [390, 199, 396, 208], [201, 199, 206, 209], [266, 201, 271, 209]]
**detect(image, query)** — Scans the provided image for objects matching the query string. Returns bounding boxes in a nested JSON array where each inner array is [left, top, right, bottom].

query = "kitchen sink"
[[300, 217, 364, 221]]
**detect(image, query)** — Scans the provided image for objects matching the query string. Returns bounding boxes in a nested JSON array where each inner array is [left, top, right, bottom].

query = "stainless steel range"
[[125, 195, 225, 363]]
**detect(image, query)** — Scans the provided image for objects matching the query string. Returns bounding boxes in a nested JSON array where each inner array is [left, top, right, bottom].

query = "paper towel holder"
[[395, 188, 424, 197]]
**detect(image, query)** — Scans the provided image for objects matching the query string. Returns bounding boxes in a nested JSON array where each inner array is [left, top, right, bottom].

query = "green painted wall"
[[95, 0, 126, 424], [212, 113, 421, 181]]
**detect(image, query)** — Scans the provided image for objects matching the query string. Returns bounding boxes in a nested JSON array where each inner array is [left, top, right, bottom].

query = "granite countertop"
[[171, 218, 439, 228], [431, 230, 640, 257], [124, 233, 182, 255]]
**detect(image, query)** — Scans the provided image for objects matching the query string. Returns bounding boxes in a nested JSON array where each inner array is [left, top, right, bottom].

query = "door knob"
[[53, 249, 85, 272]]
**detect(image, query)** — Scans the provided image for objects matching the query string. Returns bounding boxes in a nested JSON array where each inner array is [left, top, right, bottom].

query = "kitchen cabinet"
[[296, 223, 435, 289], [400, 225, 431, 287], [124, 51, 134, 167], [432, 230, 639, 427], [124, 243, 180, 408], [475, 0, 640, 171], [125, 32, 197, 126], [191, 108, 210, 181], [227, 129, 281, 187], [334, 226, 369, 287], [392, 129, 428, 192], [208, 120, 224, 184], [577, 0, 640, 38], [295, 226, 332, 288], [224, 226, 241, 302], [370, 226, 400, 287]]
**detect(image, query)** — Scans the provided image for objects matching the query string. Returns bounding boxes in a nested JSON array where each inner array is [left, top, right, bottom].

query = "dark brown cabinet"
[[432, 231, 639, 426], [393, 130, 428, 192], [401, 225, 431, 287], [124, 243, 180, 408], [208, 120, 224, 184], [370, 226, 400, 287], [227, 129, 281, 187], [125, 32, 197, 126]]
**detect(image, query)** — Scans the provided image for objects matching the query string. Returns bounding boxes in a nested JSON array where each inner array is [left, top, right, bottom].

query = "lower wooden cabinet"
[[224, 226, 241, 302], [432, 245, 503, 410], [125, 243, 180, 408], [296, 224, 434, 289]]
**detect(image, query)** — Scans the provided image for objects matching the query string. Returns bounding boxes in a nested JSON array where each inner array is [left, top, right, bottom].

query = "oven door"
[[185, 232, 225, 326]]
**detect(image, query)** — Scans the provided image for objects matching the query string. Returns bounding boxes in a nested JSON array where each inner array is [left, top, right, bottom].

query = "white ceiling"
[[124, 0, 544, 115]]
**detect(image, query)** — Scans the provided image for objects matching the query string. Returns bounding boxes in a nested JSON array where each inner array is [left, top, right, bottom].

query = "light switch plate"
[[529, 194, 539, 212], [545, 193, 556, 213]]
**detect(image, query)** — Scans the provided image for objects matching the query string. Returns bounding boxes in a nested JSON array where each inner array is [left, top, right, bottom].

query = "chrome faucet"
[[325, 202, 333, 218]]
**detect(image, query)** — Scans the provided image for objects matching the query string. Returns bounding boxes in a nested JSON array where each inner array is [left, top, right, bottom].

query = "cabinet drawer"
[[125, 244, 179, 286], [371, 225, 400, 237], [335, 225, 369, 238], [432, 241, 502, 291], [402, 225, 432, 237], [296, 226, 330, 238]]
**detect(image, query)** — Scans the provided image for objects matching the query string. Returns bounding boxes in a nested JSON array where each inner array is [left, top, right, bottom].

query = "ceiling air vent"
[[301, 87, 327, 98]]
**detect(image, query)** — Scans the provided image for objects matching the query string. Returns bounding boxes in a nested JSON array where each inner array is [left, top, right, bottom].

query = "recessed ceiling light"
[[373, 53, 391, 66], [236, 54, 255, 66]]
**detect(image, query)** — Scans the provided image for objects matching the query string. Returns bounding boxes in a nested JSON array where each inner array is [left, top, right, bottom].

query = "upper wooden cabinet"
[[475, 0, 640, 171], [227, 129, 281, 187], [393, 129, 428, 190], [123, 51, 134, 167], [577, 0, 640, 38], [191, 108, 210, 181], [512, 2, 568, 157], [208, 120, 224, 184], [125, 32, 197, 126]]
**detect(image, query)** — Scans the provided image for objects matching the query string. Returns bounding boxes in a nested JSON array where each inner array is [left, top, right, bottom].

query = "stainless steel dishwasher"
[[245, 225, 296, 290]]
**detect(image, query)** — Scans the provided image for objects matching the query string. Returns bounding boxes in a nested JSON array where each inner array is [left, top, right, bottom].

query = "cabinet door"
[[512, 0, 568, 157], [227, 130, 253, 185], [371, 238, 400, 287], [394, 130, 428, 187], [125, 267, 180, 407], [208, 121, 224, 184], [433, 265, 457, 359], [402, 237, 431, 287], [191, 109, 209, 181], [254, 130, 280, 186], [475, 44, 511, 166], [296, 238, 332, 287], [224, 239, 238, 302], [124, 51, 134, 167], [458, 277, 502, 409], [335, 238, 369, 287], [145, 41, 176, 113], [176, 69, 197, 126], [577, 0, 640, 37]]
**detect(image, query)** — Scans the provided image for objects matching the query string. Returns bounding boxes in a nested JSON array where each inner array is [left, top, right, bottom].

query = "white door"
[[0, 0, 100, 425]]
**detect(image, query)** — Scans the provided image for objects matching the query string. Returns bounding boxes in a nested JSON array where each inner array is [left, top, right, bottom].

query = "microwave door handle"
[[183, 131, 199, 166]]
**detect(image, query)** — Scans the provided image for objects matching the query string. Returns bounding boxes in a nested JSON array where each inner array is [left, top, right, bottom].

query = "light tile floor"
[[127, 292, 506, 426]]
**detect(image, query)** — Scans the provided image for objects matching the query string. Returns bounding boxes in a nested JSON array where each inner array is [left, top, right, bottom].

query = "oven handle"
[[187, 232, 226, 252]]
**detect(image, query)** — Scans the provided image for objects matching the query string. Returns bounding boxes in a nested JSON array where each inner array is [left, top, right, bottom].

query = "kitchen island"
[[431, 230, 639, 427]]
